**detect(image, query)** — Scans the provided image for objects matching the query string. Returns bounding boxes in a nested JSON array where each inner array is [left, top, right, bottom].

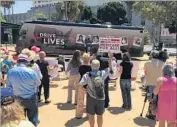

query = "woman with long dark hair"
[[66, 50, 82, 104], [119, 52, 133, 110]]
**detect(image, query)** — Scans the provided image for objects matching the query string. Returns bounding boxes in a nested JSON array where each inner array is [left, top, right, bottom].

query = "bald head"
[[39, 51, 46, 60]]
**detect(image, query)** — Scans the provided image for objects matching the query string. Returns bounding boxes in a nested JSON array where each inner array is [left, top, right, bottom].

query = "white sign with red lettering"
[[98, 37, 121, 53]]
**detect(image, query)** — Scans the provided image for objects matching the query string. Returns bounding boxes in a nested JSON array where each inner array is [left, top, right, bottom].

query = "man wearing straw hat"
[[6, 53, 41, 126]]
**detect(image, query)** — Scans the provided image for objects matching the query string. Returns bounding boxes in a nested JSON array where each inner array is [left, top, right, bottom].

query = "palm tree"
[[0, 0, 15, 22], [124, 1, 135, 25], [60, 1, 84, 21]]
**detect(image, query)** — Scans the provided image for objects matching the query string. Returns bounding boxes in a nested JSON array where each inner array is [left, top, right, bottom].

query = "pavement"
[[2, 45, 176, 127], [37, 60, 157, 127]]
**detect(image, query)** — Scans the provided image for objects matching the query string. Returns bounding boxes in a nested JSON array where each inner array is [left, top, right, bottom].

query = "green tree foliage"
[[133, 1, 177, 44], [90, 13, 100, 24], [124, 1, 135, 24], [133, 2, 167, 25], [51, 1, 84, 21], [65, 1, 84, 21], [1, 1, 15, 8], [81, 6, 92, 21], [97, 2, 127, 25], [80, 6, 100, 24], [0, 10, 6, 22], [34, 11, 46, 20], [50, 2, 63, 21], [144, 28, 151, 44], [133, 1, 177, 28], [0, 16, 6, 22]]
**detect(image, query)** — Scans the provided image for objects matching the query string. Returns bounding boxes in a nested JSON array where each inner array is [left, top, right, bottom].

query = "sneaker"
[[38, 99, 43, 102], [45, 99, 51, 104], [67, 101, 72, 104], [146, 114, 155, 120], [104, 104, 110, 108], [121, 104, 126, 109]]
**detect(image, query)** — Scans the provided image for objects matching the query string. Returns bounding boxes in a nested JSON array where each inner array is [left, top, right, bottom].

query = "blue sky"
[[13, 1, 33, 14]]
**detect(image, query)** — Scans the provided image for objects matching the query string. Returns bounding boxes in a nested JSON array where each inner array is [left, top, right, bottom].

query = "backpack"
[[88, 71, 104, 99], [0, 62, 10, 74]]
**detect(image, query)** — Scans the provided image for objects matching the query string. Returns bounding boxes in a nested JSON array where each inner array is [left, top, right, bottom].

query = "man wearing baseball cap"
[[6, 54, 41, 126]]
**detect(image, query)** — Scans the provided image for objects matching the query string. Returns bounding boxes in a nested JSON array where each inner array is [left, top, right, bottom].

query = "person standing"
[[66, 50, 82, 104], [6, 54, 41, 126], [144, 51, 166, 119], [24, 49, 43, 124], [154, 64, 177, 127], [175, 65, 177, 78], [119, 52, 133, 110], [76, 53, 92, 119], [79, 52, 113, 127], [0, 50, 13, 80], [1, 88, 35, 127], [91, 51, 111, 108], [36, 51, 51, 103]]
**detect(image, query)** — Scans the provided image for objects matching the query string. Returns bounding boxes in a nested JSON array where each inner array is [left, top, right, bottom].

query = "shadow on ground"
[[65, 117, 88, 127], [107, 107, 126, 115], [133, 117, 156, 127], [38, 102, 48, 107], [52, 78, 68, 81], [62, 86, 68, 89], [109, 86, 117, 91], [50, 83, 59, 88], [55, 102, 75, 110]]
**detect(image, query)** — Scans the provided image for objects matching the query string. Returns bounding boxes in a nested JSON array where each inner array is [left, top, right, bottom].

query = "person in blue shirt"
[[6, 54, 41, 126]]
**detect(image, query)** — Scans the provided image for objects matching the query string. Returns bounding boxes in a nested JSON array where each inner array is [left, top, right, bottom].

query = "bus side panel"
[[17, 23, 144, 56]]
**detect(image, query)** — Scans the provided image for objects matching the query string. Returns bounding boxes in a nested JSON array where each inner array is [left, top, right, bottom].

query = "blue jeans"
[[147, 85, 155, 100], [16, 94, 38, 126], [120, 79, 132, 109]]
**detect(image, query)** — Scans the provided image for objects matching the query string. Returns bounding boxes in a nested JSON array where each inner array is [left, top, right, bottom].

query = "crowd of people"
[[0, 46, 177, 127]]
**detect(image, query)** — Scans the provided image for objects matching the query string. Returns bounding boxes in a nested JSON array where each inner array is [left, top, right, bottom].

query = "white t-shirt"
[[31, 63, 43, 80], [109, 60, 118, 79], [2, 120, 35, 127]]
